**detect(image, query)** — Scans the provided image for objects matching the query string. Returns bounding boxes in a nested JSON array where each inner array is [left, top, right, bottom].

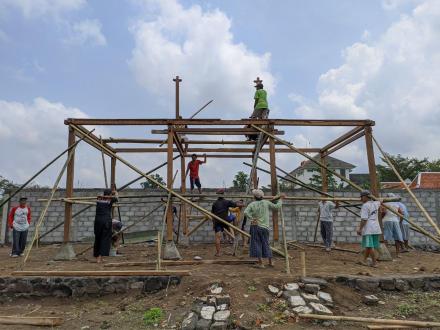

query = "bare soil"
[[0, 242, 439, 329]]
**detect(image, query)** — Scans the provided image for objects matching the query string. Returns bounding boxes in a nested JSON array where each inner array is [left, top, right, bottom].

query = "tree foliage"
[[232, 171, 249, 190], [0, 175, 17, 198], [377, 154, 440, 182], [308, 169, 343, 190], [140, 174, 166, 189]]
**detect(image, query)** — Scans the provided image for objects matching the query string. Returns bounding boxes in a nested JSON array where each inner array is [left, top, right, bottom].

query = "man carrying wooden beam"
[[244, 189, 285, 268], [185, 153, 207, 194]]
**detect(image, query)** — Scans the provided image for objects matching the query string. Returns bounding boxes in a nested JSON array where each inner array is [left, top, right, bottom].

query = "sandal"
[[252, 264, 265, 269]]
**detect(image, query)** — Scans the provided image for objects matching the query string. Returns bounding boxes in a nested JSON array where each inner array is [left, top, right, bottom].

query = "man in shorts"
[[252, 82, 269, 119], [357, 190, 382, 268], [381, 193, 404, 258], [185, 153, 206, 194]]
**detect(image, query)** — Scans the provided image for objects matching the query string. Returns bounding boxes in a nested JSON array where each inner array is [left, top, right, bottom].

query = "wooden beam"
[[105, 138, 290, 145], [185, 154, 252, 158], [12, 270, 191, 276], [0, 316, 64, 327], [63, 127, 75, 243], [364, 127, 379, 197], [173, 131, 185, 157], [151, 128, 285, 135], [167, 128, 174, 241], [269, 137, 279, 242], [323, 131, 365, 157], [114, 147, 320, 153], [65, 118, 375, 126], [71, 125, 115, 157], [104, 259, 257, 267], [321, 126, 365, 152]]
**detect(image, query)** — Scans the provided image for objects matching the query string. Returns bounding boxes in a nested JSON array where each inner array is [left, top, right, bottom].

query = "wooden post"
[[166, 127, 174, 241], [320, 151, 328, 192], [63, 127, 75, 243], [99, 136, 109, 189], [180, 156, 187, 235], [157, 231, 161, 270], [300, 251, 306, 277], [173, 76, 182, 119], [111, 157, 116, 217], [269, 137, 279, 243]]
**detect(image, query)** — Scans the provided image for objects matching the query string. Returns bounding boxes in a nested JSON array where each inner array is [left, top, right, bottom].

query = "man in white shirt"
[[317, 200, 339, 252], [381, 193, 404, 258], [357, 190, 382, 268]]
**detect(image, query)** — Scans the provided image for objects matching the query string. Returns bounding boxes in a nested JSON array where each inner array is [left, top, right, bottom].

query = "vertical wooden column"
[[252, 168, 258, 189], [63, 127, 75, 243], [269, 136, 279, 242], [166, 127, 174, 241], [364, 126, 379, 196], [173, 76, 182, 119], [180, 156, 187, 235], [320, 152, 328, 192], [110, 157, 116, 218]]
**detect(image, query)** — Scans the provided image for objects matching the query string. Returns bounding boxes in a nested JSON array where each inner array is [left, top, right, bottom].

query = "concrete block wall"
[[2, 188, 439, 246]]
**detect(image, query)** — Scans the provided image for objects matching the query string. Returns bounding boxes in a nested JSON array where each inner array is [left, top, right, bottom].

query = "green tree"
[[0, 175, 17, 198], [376, 154, 439, 182], [232, 171, 249, 190], [308, 169, 342, 190], [140, 174, 166, 189]]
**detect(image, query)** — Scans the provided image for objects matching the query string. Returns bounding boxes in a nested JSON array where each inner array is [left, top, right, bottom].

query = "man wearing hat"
[[357, 190, 382, 267], [8, 197, 32, 257], [244, 189, 284, 268], [93, 188, 118, 263], [211, 189, 242, 257], [252, 83, 269, 119]]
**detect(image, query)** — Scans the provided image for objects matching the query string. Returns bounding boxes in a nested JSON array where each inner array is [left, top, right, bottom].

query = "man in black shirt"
[[211, 189, 242, 256]]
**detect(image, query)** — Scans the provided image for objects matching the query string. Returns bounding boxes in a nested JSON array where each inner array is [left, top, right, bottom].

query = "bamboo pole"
[[313, 213, 320, 242], [76, 203, 163, 256], [160, 170, 178, 243], [297, 314, 440, 327], [20, 145, 76, 268], [372, 136, 440, 236], [286, 241, 305, 250], [251, 125, 440, 245], [99, 135, 109, 189], [302, 242, 359, 254], [367, 325, 414, 329], [0, 129, 94, 209], [277, 183, 290, 274], [70, 124, 288, 257], [105, 259, 257, 267], [156, 231, 161, 270], [12, 270, 191, 276], [0, 316, 64, 327], [186, 215, 211, 236], [300, 251, 306, 277]]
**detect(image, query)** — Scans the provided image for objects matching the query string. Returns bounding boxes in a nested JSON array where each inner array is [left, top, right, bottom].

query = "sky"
[[1, 0, 439, 189]]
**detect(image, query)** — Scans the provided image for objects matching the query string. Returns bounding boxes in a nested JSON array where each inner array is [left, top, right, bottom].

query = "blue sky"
[[1, 0, 439, 188]]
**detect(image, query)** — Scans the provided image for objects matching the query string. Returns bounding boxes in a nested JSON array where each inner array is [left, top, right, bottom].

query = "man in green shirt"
[[252, 82, 269, 119], [244, 189, 284, 268]]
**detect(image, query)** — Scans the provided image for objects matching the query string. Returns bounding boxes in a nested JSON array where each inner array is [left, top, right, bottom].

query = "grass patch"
[[143, 307, 164, 326]]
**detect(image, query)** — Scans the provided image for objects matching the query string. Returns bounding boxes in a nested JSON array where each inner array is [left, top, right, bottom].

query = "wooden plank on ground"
[[12, 270, 191, 277], [301, 242, 359, 254], [0, 316, 64, 327], [104, 259, 257, 267]]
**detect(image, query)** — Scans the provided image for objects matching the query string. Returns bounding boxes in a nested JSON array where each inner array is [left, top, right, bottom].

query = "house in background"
[[285, 155, 355, 189], [381, 172, 440, 189]]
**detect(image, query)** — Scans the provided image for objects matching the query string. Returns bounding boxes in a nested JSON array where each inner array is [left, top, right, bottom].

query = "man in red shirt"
[[185, 154, 207, 194], [8, 197, 31, 257]]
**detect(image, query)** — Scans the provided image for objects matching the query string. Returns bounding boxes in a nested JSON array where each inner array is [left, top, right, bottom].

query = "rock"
[[300, 277, 328, 288], [210, 284, 223, 295], [409, 278, 425, 290], [395, 279, 410, 292], [355, 278, 380, 292], [217, 304, 228, 311], [304, 284, 320, 294], [192, 303, 204, 316], [288, 295, 306, 307], [300, 293, 320, 302], [292, 306, 313, 314], [210, 321, 227, 330], [200, 306, 216, 320], [282, 290, 299, 299], [309, 302, 333, 315], [182, 312, 197, 330], [207, 297, 217, 307], [428, 278, 440, 290], [196, 296, 208, 304], [284, 283, 299, 291], [81, 326, 90, 330], [362, 295, 379, 306], [268, 285, 280, 295], [194, 256, 203, 260], [213, 310, 230, 322], [196, 319, 212, 330], [322, 321, 337, 327], [380, 278, 396, 291], [216, 295, 231, 306], [317, 291, 333, 305]]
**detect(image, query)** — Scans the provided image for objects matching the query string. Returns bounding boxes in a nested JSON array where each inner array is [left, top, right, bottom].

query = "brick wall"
[[2, 188, 439, 246]]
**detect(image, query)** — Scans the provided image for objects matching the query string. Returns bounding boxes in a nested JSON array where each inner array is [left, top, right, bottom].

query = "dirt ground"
[[0, 242, 440, 329]]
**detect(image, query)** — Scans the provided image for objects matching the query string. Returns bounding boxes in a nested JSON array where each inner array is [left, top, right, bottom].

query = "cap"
[[19, 196, 28, 201], [103, 189, 112, 196], [360, 190, 370, 197], [216, 188, 225, 195], [252, 189, 264, 199]]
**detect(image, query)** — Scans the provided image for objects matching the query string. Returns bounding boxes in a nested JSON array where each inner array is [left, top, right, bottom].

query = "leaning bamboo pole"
[[70, 124, 288, 257], [160, 170, 178, 243], [278, 187, 291, 274], [186, 215, 211, 237], [0, 316, 64, 327], [0, 129, 94, 209], [372, 136, 440, 236], [99, 135, 109, 189], [251, 125, 440, 245], [21, 145, 76, 268]]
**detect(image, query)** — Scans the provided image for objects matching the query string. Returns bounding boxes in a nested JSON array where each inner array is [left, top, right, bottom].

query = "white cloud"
[[65, 19, 107, 46], [290, 0, 440, 171], [128, 0, 275, 118], [0, 0, 85, 18]]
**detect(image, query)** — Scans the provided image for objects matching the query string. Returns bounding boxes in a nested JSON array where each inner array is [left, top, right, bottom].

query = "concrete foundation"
[[54, 243, 76, 261], [163, 240, 182, 260]]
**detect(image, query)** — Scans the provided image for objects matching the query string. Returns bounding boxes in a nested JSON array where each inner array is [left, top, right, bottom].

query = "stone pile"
[[181, 284, 231, 330], [268, 277, 334, 316]]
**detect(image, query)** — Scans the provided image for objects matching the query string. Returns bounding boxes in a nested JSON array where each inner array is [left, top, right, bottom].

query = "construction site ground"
[[1, 242, 439, 329]]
